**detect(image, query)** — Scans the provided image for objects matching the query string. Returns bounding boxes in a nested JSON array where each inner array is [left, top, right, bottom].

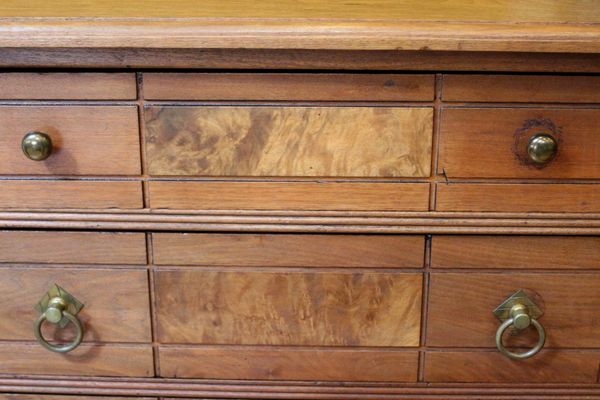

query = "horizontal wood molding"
[[0, 396, 155, 400]]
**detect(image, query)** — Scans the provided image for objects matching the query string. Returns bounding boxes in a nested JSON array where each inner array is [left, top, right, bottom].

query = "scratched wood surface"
[[155, 271, 422, 346], [145, 106, 433, 177]]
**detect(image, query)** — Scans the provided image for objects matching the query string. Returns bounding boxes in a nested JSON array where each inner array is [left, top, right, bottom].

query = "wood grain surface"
[[427, 273, 600, 348], [155, 271, 422, 346], [431, 235, 600, 269], [442, 74, 600, 103], [0, 106, 140, 175], [0, 396, 155, 400], [143, 73, 434, 101], [0, 180, 143, 209], [0, 231, 146, 265], [436, 183, 600, 213], [425, 351, 600, 383], [439, 108, 600, 179], [146, 106, 433, 177], [0, 343, 153, 377], [0, 73, 136, 100], [0, 268, 151, 342], [149, 181, 430, 211], [159, 346, 418, 381], [152, 233, 425, 268]]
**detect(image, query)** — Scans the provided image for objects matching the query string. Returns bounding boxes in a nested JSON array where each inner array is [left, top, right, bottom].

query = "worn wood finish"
[[0, 396, 154, 400], [425, 351, 600, 383], [0, 343, 153, 377], [439, 108, 600, 179], [436, 183, 600, 213], [0, 180, 143, 209], [427, 273, 600, 348], [150, 181, 430, 211], [0, 73, 136, 100], [0, 268, 151, 342], [146, 106, 433, 177], [155, 271, 422, 346], [143, 73, 434, 101], [0, 106, 140, 176], [0, 231, 146, 265], [431, 235, 600, 269], [152, 233, 425, 268], [159, 346, 418, 381], [443, 74, 600, 103]]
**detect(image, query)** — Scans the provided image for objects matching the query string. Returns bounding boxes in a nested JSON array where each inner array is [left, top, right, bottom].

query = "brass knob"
[[22, 131, 53, 161], [495, 303, 546, 360], [527, 133, 557, 164]]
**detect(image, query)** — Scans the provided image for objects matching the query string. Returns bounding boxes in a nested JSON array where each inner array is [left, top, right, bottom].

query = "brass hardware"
[[493, 289, 546, 360], [34, 284, 84, 353], [22, 131, 53, 161], [527, 133, 557, 164]]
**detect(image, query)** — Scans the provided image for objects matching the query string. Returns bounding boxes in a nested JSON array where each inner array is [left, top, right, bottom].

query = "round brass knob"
[[527, 134, 557, 164], [34, 296, 84, 353], [495, 303, 546, 360], [22, 131, 53, 161]]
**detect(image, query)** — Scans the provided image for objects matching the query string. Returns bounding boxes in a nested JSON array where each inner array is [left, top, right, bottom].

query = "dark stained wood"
[[436, 183, 600, 213], [155, 271, 422, 346], [0, 106, 140, 175], [442, 74, 600, 103], [0, 231, 146, 265], [427, 273, 600, 348], [0, 73, 136, 100], [146, 106, 433, 177], [425, 351, 600, 383], [159, 346, 418, 381], [149, 181, 430, 211], [0, 343, 153, 377], [0, 180, 143, 209], [0, 268, 151, 342], [439, 108, 600, 179], [431, 235, 600, 269], [152, 233, 425, 268]]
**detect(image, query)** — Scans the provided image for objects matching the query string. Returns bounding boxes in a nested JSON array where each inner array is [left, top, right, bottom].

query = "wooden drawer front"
[[0, 268, 151, 343], [143, 73, 435, 101], [155, 271, 422, 346], [0, 73, 136, 100], [149, 181, 429, 211], [160, 346, 418, 382], [439, 108, 600, 179], [427, 273, 600, 348], [0, 231, 146, 265], [153, 234, 425, 268], [0, 106, 140, 175], [442, 74, 600, 103], [146, 106, 433, 177], [431, 236, 600, 270]]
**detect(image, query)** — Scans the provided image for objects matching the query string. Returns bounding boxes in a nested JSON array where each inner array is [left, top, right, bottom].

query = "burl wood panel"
[[149, 181, 430, 211], [427, 273, 600, 348], [436, 183, 600, 213], [439, 108, 600, 179], [0, 180, 143, 209], [145, 106, 433, 177], [0, 73, 136, 100], [143, 73, 434, 101], [431, 236, 600, 269], [442, 74, 600, 103], [0, 343, 153, 377], [425, 351, 600, 383], [0, 268, 151, 342], [0, 106, 140, 175], [155, 271, 422, 346], [0, 231, 146, 265], [153, 233, 425, 268], [160, 346, 418, 381]]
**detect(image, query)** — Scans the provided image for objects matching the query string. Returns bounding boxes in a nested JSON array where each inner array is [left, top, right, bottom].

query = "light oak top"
[[1, 0, 600, 52]]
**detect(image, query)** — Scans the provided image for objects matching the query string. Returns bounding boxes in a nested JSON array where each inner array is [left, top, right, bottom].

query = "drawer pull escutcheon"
[[22, 131, 53, 161], [527, 133, 557, 164], [493, 289, 546, 360], [34, 284, 84, 353]]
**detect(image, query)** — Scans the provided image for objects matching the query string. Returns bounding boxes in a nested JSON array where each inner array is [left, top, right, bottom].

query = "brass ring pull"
[[34, 308, 83, 353], [495, 303, 546, 360]]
